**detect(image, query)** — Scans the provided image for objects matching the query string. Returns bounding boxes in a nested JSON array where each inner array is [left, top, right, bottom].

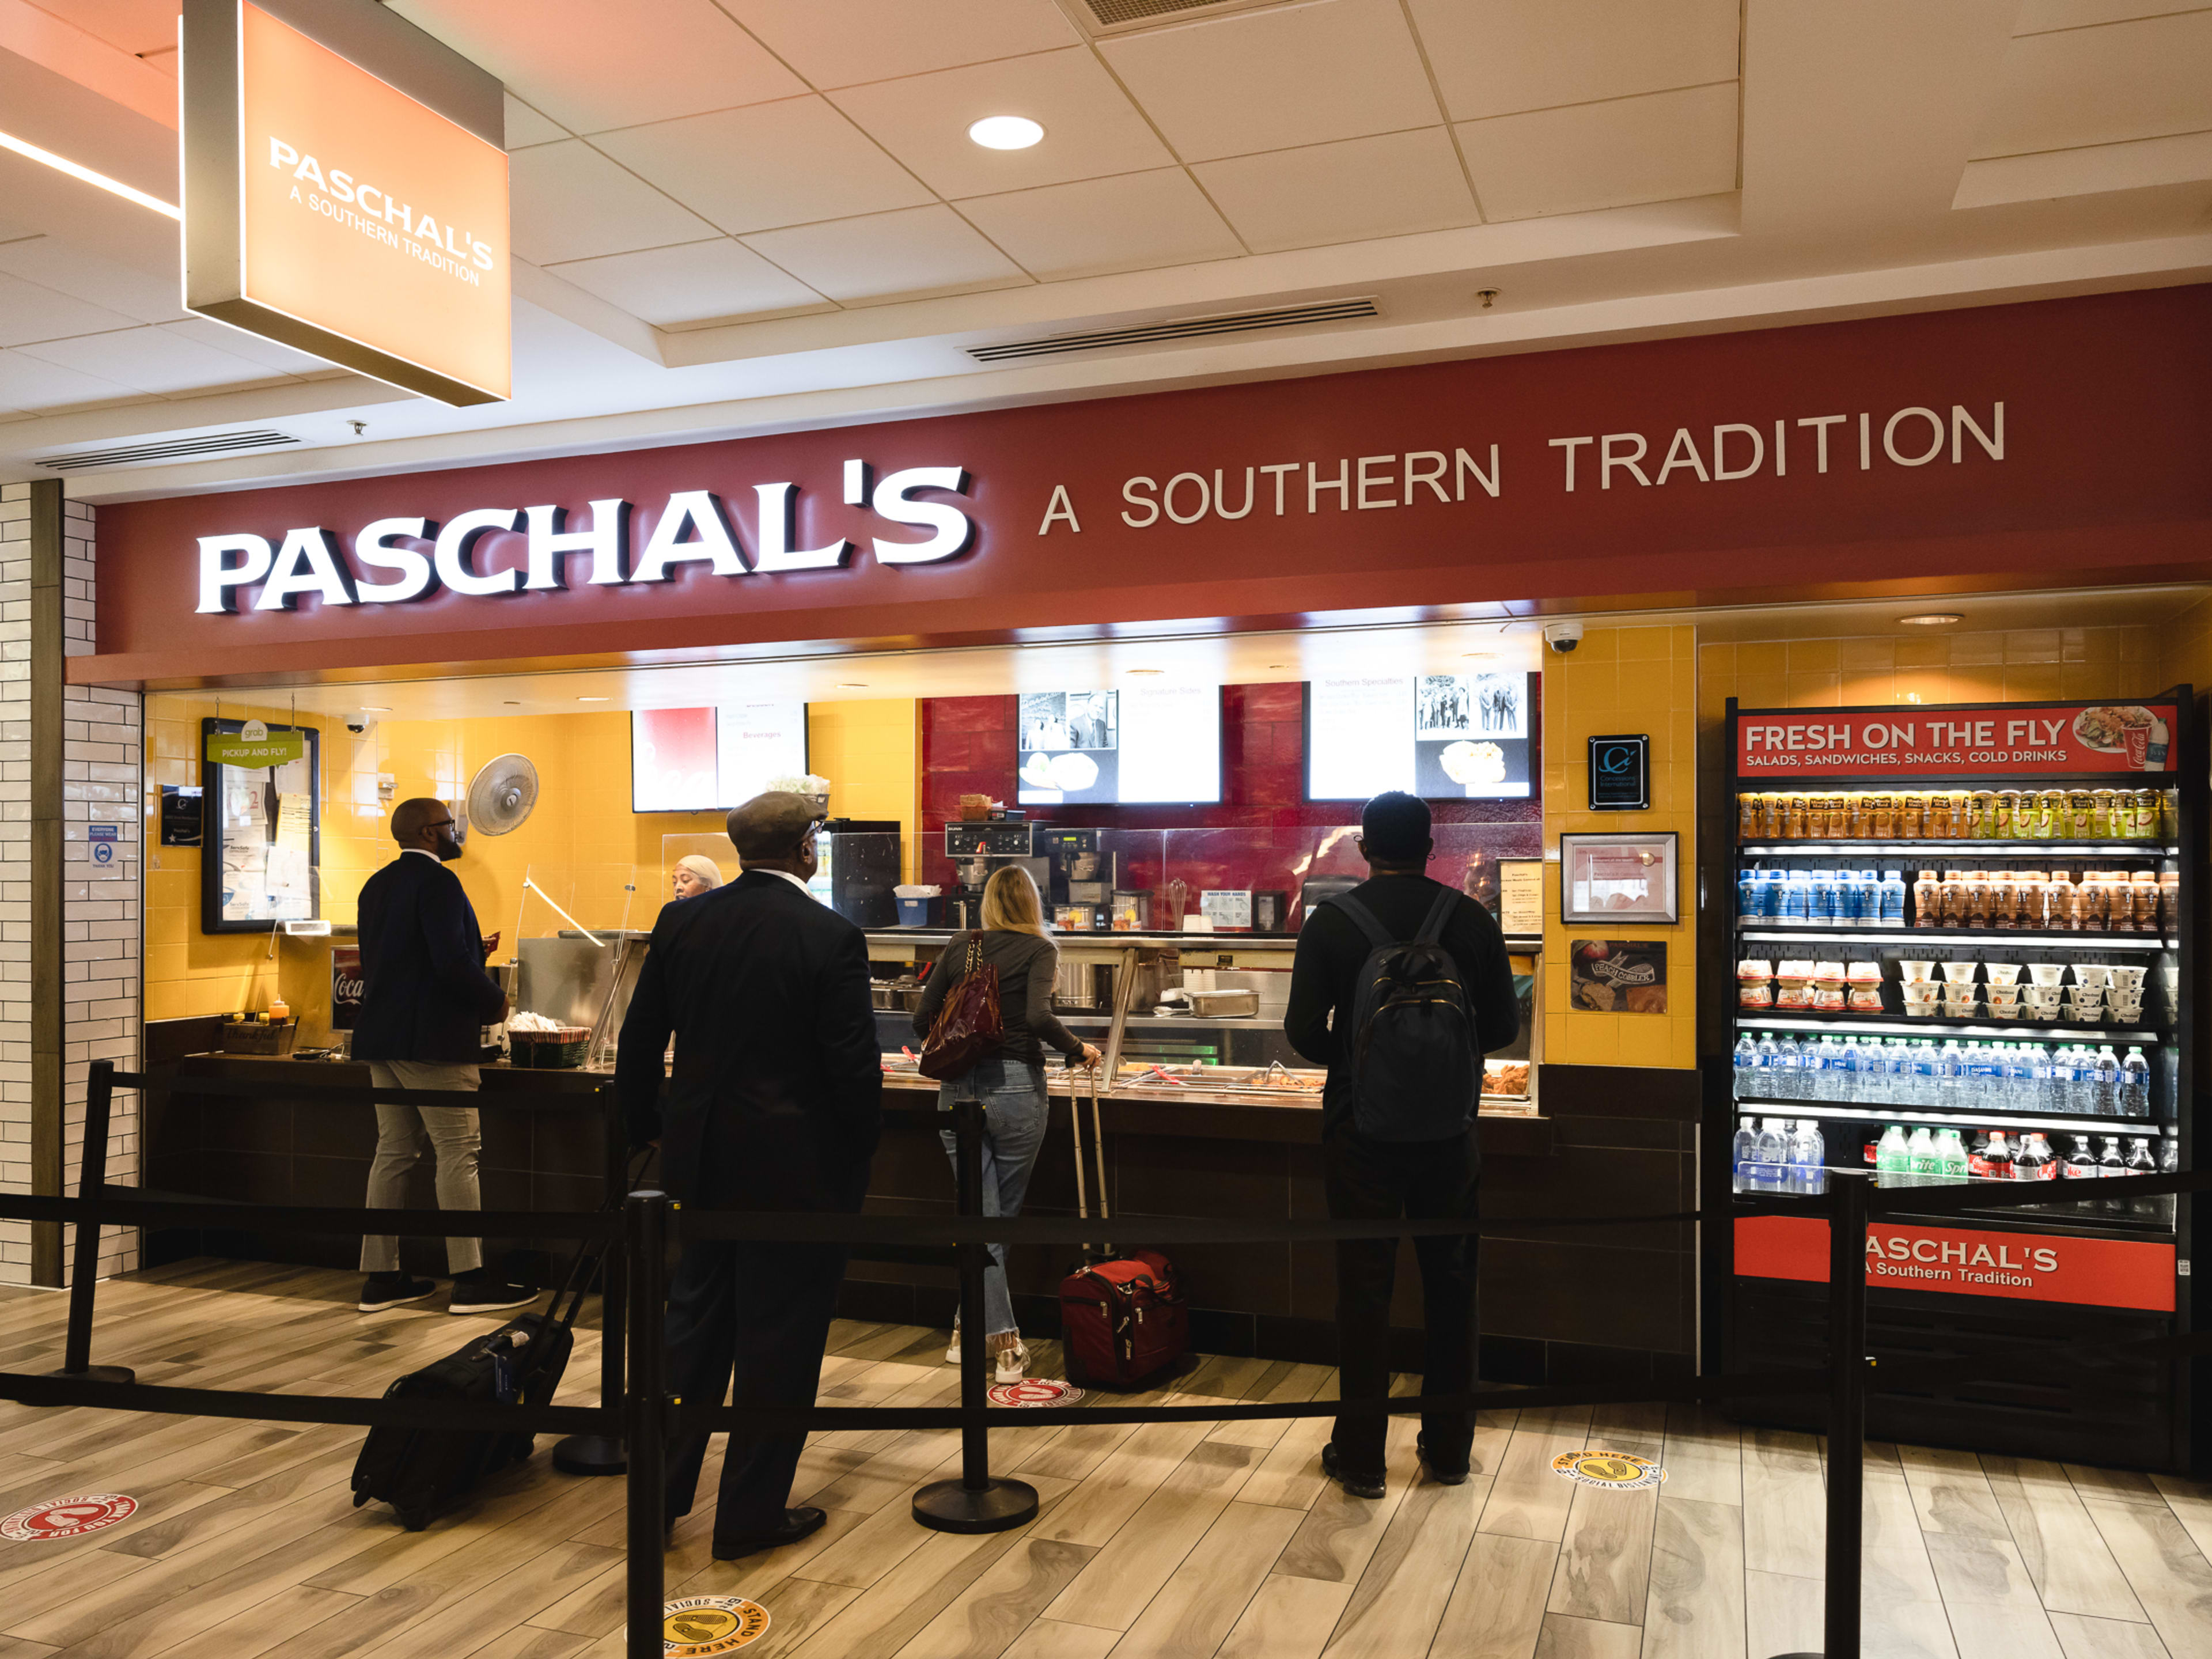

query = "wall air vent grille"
[[969, 297, 1380, 363], [38, 430, 301, 471]]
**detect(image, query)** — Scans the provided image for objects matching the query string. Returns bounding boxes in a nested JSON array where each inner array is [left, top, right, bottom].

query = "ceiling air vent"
[[1067, 0, 1300, 31], [37, 429, 301, 471], [969, 297, 1380, 363]]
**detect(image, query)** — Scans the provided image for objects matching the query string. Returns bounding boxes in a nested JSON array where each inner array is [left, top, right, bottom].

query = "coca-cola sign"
[[331, 946, 363, 1031]]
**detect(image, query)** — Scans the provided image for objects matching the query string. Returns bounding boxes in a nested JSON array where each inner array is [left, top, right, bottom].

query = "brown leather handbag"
[[918, 934, 1002, 1081]]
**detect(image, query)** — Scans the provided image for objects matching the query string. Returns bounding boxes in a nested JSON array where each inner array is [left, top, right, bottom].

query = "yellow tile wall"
[[1694, 622, 2166, 1054], [1541, 623, 1700, 1070], [143, 698, 922, 1023]]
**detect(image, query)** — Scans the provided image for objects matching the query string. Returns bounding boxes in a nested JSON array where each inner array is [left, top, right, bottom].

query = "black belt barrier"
[[2, 1059, 2208, 1659]]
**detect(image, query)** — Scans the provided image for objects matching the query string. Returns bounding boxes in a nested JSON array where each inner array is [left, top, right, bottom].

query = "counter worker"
[[910, 865, 1101, 1385], [1284, 791, 1519, 1498], [672, 854, 722, 902], [616, 791, 883, 1560], [352, 798, 536, 1316]]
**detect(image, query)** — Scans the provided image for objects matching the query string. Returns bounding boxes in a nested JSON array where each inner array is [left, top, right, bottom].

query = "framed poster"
[[200, 719, 320, 934], [1568, 940, 1668, 1013], [1559, 831, 1678, 925], [1496, 858, 1544, 935], [1588, 734, 1650, 810]]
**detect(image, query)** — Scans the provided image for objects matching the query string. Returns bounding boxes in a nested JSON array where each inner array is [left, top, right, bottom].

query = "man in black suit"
[[352, 798, 535, 1316], [617, 791, 882, 1559]]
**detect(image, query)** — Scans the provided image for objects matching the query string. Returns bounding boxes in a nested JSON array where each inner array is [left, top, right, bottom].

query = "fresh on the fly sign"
[[1736, 700, 2177, 777]]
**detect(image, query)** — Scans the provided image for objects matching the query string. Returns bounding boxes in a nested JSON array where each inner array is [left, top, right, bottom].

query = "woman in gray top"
[[912, 865, 1100, 1383]]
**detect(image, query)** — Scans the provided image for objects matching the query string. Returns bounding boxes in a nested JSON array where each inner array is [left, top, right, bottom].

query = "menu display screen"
[[1306, 673, 1534, 801], [1017, 685, 1221, 805], [632, 700, 808, 812]]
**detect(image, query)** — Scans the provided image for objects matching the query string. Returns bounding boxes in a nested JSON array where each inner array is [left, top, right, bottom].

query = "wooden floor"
[[1, 1263, 2210, 1659]]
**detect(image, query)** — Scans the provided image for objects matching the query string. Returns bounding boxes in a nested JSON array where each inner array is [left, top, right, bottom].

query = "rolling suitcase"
[[1058, 1066, 1188, 1390], [351, 1154, 645, 1529]]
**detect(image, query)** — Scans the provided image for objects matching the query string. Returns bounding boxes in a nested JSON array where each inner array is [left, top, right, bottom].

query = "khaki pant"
[[359, 1060, 483, 1276]]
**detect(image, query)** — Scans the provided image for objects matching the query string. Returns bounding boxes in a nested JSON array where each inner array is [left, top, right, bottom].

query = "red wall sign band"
[[1735, 1214, 2176, 1312], [84, 286, 2212, 685], [1736, 700, 2179, 778]]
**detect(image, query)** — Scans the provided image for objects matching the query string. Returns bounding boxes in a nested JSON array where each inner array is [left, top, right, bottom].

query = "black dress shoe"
[[711, 1507, 825, 1560], [1416, 1434, 1470, 1485], [1321, 1442, 1386, 1501], [358, 1272, 437, 1313], [449, 1274, 540, 1315]]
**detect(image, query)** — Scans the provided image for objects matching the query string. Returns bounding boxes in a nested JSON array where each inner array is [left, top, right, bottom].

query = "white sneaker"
[[994, 1342, 1028, 1385]]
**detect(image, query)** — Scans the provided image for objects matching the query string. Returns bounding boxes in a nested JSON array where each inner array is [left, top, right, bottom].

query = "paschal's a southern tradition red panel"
[[1735, 701, 2177, 778], [1735, 1215, 2176, 1311]]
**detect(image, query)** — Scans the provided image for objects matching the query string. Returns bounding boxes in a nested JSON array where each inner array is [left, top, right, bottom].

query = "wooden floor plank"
[[1547, 1411, 1663, 1626], [1531, 1613, 1641, 1659], [1899, 1445, 2012, 1541], [1430, 1531, 1555, 1659], [1740, 1430, 1824, 1581], [2047, 1613, 2172, 1659], [1318, 1476, 1482, 1659], [1639, 1496, 1745, 1659], [1477, 1409, 1595, 1546], [1041, 1443, 1260, 1631], [1744, 1570, 1821, 1659], [1102, 1500, 1304, 1659], [1982, 1456, 2149, 1624], [999, 1622, 1119, 1659], [2082, 1497, 2212, 1659], [891, 1537, 1097, 1659], [1207, 1366, 1333, 1452], [2067, 1467, 2168, 1508], [1656, 1408, 1740, 1509], [1211, 1577, 1354, 1659], [1922, 1531, 2066, 1659]]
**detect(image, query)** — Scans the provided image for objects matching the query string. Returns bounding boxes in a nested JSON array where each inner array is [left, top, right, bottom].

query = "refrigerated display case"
[[1715, 691, 2201, 1469]]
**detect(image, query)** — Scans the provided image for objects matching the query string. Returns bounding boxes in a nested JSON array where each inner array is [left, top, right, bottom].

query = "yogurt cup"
[[2025, 964, 2067, 988], [1940, 961, 1980, 984]]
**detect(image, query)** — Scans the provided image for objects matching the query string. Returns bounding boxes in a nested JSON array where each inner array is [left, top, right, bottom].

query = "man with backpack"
[[1285, 791, 1520, 1498]]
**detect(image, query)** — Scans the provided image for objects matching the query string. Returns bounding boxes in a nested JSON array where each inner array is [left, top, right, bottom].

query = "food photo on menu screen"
[[632, 699, 808, 812], [1018, 685, 1221, 805], [1306, 672, 1533, 800]]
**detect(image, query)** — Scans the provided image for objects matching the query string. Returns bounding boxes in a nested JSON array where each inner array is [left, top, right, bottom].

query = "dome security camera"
[[345, 713, 377, 737], [1544, 621, 1585, 654]]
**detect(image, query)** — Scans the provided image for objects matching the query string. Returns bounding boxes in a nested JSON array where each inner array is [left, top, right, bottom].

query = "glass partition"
[[511, 862, 643, 1065]]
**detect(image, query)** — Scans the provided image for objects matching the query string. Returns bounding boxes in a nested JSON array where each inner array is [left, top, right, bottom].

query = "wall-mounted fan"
[[467, 753, 539, 836]]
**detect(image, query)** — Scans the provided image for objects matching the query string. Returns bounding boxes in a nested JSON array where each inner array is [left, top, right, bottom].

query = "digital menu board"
[[632, 700, 808, 812], [1017, 684, 1221, 805], [1305, 673, 1534, 801]]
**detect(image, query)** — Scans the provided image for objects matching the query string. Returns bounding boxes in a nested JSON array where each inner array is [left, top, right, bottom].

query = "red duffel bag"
[[1057, 1069, 1188, 1389]]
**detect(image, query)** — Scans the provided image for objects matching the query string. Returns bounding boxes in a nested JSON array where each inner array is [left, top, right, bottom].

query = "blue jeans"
[[938, 1055, 1049, 1338]]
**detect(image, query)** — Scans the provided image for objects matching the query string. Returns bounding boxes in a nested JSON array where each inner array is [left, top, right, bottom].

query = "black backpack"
[[1331, 888, 1480, 1141]]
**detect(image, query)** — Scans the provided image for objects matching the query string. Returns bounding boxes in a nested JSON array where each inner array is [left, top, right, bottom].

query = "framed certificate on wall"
[[1559, 831, 1678, 925]]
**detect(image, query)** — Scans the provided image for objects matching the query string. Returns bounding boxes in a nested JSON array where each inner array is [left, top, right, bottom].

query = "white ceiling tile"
[[0, 276, 143, 347], [547, 238, 827, 325], [0, 349, 137, 412], [29, 0, 177, 58], [955, 169, 1243, 280], [740, 205, 1027, 302], [159, 317, 332, 375], [14, 326, 281, 395], [1972, 10, 2212, 157], [1193, 127, 1478, 252], [0, 238, 187, 325], [592, 97, 935, 234], [721, 0, 1080, 89], [509, 142, 719, 265], [1099, 0, 1441, 164], [504, 94, 570, 150], [1407, 0, 1738, 122], [2015, 0, 2212, 33], [388, 0, 804, 134], [829, 47, 1176, 196], [1457, 82, 1738, 221]]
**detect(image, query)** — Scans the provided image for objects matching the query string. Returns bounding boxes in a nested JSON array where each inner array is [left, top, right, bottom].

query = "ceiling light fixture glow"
[[1124, 667, 1164, 676], [358, 706, 391, 712], [0, 128, 179, 219], [577, 695, 609, 702], [1897, 612, 1964, 626], [968, 115, 1044, 150]]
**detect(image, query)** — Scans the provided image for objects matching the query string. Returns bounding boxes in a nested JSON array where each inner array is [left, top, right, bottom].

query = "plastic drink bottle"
[[1876, 1124, 1910, 1188], [2094, 1046, 2121, 1116], [1937, 1039, 1963, 1096], [1737, 868, 1762, 920], [2100, 1137, 2127, 1214], [1797, 1120, 1828, 1195], [2029, 1043, 2054, 1112], [2063, 1136, 2098, 1183], [2014, 1132, 2055, 1180], [1880, 870, 1907, 926], [2126, 1137, 2158, 1218], [1907, 1124, 1938, 1185], [1809, 871, 1836, 923], [1734, 1034, 1758, 1101], [1733, 1118, 1759, 1192], [2122, 1047, 2150, 1116], [1936, 1128, 1969, 1184], [1983, 1131, 2014, 1181]]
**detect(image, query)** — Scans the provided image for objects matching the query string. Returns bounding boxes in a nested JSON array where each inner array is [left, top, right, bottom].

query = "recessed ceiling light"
[[968, 115, 1043, 150], [577, 695, 609, 702], [359, 705, 391, 712], [1460, 652, 1498, 661], [1898, 612, 1964, 626], [0, 127, 180, 219], [835, 682, 868, 690], [1124, 667, 1165, 676]]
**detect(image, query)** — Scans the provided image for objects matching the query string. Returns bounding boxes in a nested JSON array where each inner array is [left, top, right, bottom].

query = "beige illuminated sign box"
[[182, 0, 510, 406]]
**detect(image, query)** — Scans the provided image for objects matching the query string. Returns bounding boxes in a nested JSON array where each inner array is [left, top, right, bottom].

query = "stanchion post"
[[47, 1058, 134, 1385], [1774, 1170, 1870, 1659], [913, 1099, 1039, 1533], [556, 1085, 628, 1477], [624, 1189, 670, 1659]]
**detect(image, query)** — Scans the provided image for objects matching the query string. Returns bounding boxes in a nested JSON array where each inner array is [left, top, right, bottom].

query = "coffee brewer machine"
[[1036, 827, 1120, 931], [944, 821, 1047, 931]]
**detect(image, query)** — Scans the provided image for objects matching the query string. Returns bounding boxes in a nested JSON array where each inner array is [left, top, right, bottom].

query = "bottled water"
[[1775, 1036, 1804, 1101], [2122, 1047, 2150, 1117], [1757, 1119, 1791, 1190], [1937, 1039, 1963, 1097], [1836, 1036, 1859, 1103], [1734, 1034, 1759, 1101], [1910, 1039, 1941, 1109], [2029, 1043, 2054, 1112], [1756, 1032, 1779, 1085], [1733, 1117, 1759, 1192], [1791, 1119, 1828, 1195], [2052, 1046, 2082, 1114], [1998, 1044, 2031, 1112], [2093, 1046, 2121, 1116]]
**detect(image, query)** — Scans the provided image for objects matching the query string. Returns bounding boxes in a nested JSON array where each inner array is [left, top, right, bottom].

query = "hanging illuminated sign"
[[181, 0, 511, 405]]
